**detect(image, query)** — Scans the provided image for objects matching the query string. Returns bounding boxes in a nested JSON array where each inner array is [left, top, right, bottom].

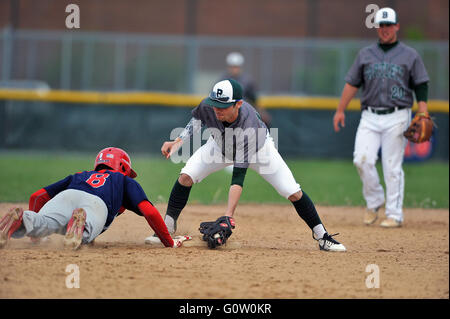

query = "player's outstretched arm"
[[333, 83, 359, 132], [224, 184, 243, 218], [224, 167, 248, 217], [138, 201, 179, 247], [162, 117, 203, 159], [138, 201, 190, 247], [161, 138, 183, 159]]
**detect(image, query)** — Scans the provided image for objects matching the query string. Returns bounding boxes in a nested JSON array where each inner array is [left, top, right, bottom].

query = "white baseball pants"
[[353, 108, 411, 222], [181, 135, 301, 199], [12, 189, 108, 243]]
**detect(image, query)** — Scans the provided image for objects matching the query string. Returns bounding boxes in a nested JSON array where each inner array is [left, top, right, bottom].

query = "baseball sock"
[[292, 191, 326, 239], [166, 179, 192, 222]]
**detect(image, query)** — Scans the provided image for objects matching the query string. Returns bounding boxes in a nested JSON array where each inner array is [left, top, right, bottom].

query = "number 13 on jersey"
[[86, 173, 110, 188]]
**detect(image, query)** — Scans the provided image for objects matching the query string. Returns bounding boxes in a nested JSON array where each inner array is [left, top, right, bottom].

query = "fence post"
[[1, 27, 13, 82], [26, 39, 37, 80], [61, 34, 73, 89], [185, 36, 197, 93], [114, 38, 126, 90], [135, 42, 148, 90], [437, 46, 448, 100], [337, 46, 347, 95], [261, 47, 273, 94], [81, 37, 94, 90]]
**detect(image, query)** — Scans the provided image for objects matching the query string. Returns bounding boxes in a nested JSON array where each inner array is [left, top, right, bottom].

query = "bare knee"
[[178, 173, 193, 187], [288, 190, 303, 202]]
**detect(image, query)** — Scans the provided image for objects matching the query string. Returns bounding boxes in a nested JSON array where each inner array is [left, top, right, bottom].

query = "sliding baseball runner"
[[1, 147, 190, 249]]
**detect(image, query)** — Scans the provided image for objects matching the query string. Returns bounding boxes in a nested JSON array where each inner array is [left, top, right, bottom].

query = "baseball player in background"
[[0, 147, 189, 249], [147, 78, 346, 251], [333, 8, 430, 227], [220, 52, 271, 128]]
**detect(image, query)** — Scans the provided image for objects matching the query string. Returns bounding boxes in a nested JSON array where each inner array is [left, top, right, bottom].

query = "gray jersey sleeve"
[[410, 52, 430, 86], [345, 50, 364, 87], [178, 117, 202, 141]]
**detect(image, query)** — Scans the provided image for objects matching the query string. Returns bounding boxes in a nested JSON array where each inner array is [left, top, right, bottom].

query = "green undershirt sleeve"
[[414, 82, 429, 102]]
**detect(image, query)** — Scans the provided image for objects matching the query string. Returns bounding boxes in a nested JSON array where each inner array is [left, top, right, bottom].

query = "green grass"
[[0, 152, 448, 208]]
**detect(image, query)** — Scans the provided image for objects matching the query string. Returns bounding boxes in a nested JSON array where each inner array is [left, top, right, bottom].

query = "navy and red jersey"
[[43, 170, 148, 230]]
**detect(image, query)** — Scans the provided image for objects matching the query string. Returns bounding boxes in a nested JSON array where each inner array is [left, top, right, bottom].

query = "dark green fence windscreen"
[[0, 100, 448, 160]]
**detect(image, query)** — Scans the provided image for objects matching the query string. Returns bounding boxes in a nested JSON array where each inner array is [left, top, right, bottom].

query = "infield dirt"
[[0, 203, 448, 299]]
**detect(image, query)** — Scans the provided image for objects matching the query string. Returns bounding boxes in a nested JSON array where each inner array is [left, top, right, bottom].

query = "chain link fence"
[[1, 28, 448, 99]]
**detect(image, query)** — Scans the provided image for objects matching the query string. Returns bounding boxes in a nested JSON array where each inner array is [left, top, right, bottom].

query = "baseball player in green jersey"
[[146, 78, 346, 251], [333, 7, 430, 227]]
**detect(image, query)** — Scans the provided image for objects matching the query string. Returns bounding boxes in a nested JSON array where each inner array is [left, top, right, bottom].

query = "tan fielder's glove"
[[403, 111, 434, 143]]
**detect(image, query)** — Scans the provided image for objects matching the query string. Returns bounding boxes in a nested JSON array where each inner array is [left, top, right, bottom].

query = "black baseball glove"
[[199, 216, 235, 249]]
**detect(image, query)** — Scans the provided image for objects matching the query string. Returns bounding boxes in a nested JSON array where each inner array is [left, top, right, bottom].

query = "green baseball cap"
[[205, 79, 243, 108]]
